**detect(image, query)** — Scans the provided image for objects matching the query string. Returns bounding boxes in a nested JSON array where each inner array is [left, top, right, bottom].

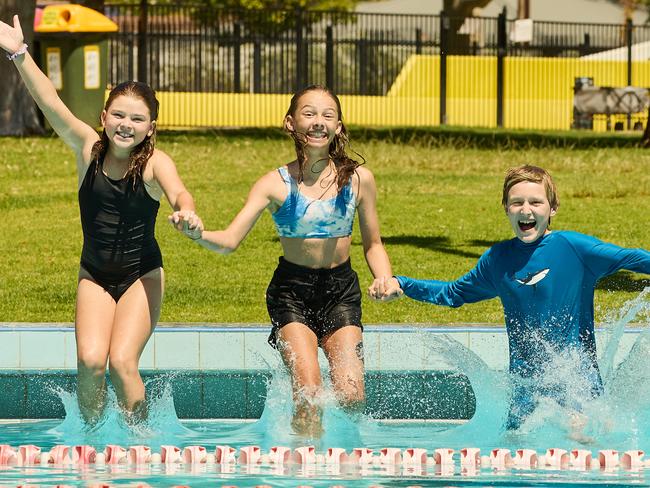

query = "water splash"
[[419, 332, 512, 448], [49, 374, 191, 449], [244, 358, 363, 450], [417, 288, 650, 451]]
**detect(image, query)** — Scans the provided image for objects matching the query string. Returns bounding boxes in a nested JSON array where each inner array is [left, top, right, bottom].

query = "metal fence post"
[[295, 8, 305, 91], [496, 7, 507, 128], [127, 36, 134, 81], [253, 39, 261, 93], [439, 11, 448, 125], [358, 38, 367, 95], [137, 0, 148, 84], [234, 23, 242, 93], [416, 27, 422, 54], [580, 32, 590, 56], [326, 24, 334, 90], [626, 18, 633, 129]]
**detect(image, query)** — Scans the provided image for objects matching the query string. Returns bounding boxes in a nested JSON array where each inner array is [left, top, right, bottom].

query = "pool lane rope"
[[0, 444, 647, 471]]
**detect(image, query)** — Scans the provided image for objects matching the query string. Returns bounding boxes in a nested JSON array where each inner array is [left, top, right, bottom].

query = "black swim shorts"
[[266, 257, 362, 348]]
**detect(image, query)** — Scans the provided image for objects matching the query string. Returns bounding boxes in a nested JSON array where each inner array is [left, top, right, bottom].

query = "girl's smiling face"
[[285, 90, 342, 150], [506, 181, 557, 243], [101, 95, 155, 153]]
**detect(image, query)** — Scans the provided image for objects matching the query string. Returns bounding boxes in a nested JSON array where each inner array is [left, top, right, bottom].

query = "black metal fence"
[[103, 2, 650, 95], [105, 3, 442, 95]]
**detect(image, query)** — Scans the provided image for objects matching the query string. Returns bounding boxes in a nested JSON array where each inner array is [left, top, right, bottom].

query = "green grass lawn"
[[2, 130, 649, 324]]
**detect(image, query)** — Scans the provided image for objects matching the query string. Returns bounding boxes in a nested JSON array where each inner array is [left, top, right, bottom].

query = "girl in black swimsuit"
[[0, 15, 202, 423]]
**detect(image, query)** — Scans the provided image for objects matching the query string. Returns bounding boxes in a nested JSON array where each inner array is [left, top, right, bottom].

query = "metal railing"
[[98, 2, 650, 130]]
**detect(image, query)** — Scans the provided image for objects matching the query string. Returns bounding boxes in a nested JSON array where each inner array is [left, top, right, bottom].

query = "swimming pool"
[[1, 291, 649, 486]]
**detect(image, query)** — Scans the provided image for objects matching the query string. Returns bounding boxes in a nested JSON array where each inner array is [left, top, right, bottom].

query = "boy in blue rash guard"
[[375, 165, 650, 429]]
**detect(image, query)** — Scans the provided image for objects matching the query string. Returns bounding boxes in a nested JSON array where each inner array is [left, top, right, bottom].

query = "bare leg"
[[276, 322, 323, 437], [109, 268, 163, 422], [75, 269, 117, 424], [322, 325, 366, 415]]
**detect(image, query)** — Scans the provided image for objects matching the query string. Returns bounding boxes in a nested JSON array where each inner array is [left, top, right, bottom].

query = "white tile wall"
[[2, 327, 644, 373]]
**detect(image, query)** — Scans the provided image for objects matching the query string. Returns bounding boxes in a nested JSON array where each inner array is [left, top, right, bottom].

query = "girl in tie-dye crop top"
[[174, 85, 395, 437], [271, 165, 357, 238]]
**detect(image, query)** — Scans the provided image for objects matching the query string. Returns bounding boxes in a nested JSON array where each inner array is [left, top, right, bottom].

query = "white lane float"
[[72, 445, 96, 464], [0, 443, 648, 475], [460, 447, 480, 468], [621, 450, 645, 469], [268, 445, 291, 464], [545, 448, 569, 469], [378, 447, 401, 465], [293, 445, 317, 464], [18, 444, 41, 465], [489, 448, 513, 468], [105, 444, 127, 465], [570, 449, 592, 469], [514, 448, 537, 468], [434, 448, 454, 465], [325, 447, 348, 464], [599, 449, 619, 468], [350, 447, 374, 464], [239, 445, 261, 465], [403, 448, 427, 465], [216, 445, 237, 464], [129, 445, 151, 464]]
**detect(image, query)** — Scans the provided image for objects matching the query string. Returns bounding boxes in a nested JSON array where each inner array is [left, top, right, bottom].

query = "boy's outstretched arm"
[[392, 251, 498, 307], [565, 232, 650, 278]]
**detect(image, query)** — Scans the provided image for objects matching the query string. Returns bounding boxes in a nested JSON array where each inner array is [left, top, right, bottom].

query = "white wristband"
[[7, 43, 28, 61]]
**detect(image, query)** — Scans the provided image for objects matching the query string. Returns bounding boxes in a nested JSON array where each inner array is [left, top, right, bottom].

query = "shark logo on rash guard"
[[514, 268, 550, 287]]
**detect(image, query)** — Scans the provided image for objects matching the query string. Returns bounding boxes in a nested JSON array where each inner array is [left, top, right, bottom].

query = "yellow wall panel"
[[154, 92, 439, 128], [132, 55, 646, 131], [387, 55, 440, 98]]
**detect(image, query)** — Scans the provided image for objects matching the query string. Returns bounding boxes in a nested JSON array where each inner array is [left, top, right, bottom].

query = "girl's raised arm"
[[0, 16, 98, 161]]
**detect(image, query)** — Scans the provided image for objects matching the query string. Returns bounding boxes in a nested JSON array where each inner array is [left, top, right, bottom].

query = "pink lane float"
[[0, 444, 648, 471]]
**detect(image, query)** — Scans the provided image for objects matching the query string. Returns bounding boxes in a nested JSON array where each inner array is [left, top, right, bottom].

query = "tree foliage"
[[195, 0, 360, 35], [102, 0, 357, 8], [442, 0, 494, 19], [75, 0, 106, 11]]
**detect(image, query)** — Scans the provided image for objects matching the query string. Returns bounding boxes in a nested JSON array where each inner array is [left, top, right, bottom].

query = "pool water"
[[1, 419, 650, 487]]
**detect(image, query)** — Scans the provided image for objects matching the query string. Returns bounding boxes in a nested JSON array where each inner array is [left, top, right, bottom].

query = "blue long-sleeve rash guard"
[[396, 231, 650, 385]]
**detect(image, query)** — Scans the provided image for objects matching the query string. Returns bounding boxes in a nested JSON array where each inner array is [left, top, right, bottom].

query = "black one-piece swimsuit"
[[78, 158, 162, 302]]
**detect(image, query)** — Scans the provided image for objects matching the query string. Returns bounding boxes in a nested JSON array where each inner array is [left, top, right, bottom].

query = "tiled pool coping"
[[0, 323, 643, 371]]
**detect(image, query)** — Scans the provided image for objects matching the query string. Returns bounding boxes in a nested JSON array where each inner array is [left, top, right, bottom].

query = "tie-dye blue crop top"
[[271, 166, 357, 238]]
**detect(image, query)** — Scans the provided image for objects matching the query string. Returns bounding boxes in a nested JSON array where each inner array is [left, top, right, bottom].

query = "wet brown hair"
[[502, 165, 559, 210], [90, 81, 159, 188], [284, 85, 363, 192]]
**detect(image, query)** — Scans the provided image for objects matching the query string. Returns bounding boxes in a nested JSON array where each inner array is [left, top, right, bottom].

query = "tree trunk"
[[76, 1, 106, 12], [0, 0, 44, 135], [517, 0, 530, 19]]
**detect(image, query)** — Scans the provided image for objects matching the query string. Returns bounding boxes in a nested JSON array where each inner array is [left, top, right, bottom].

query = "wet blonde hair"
[[502, 165, 559, 210]]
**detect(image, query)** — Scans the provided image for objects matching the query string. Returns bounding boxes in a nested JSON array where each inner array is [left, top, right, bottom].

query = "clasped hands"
[[368, 276, 403, 302], [168, 210, 203, 240]]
